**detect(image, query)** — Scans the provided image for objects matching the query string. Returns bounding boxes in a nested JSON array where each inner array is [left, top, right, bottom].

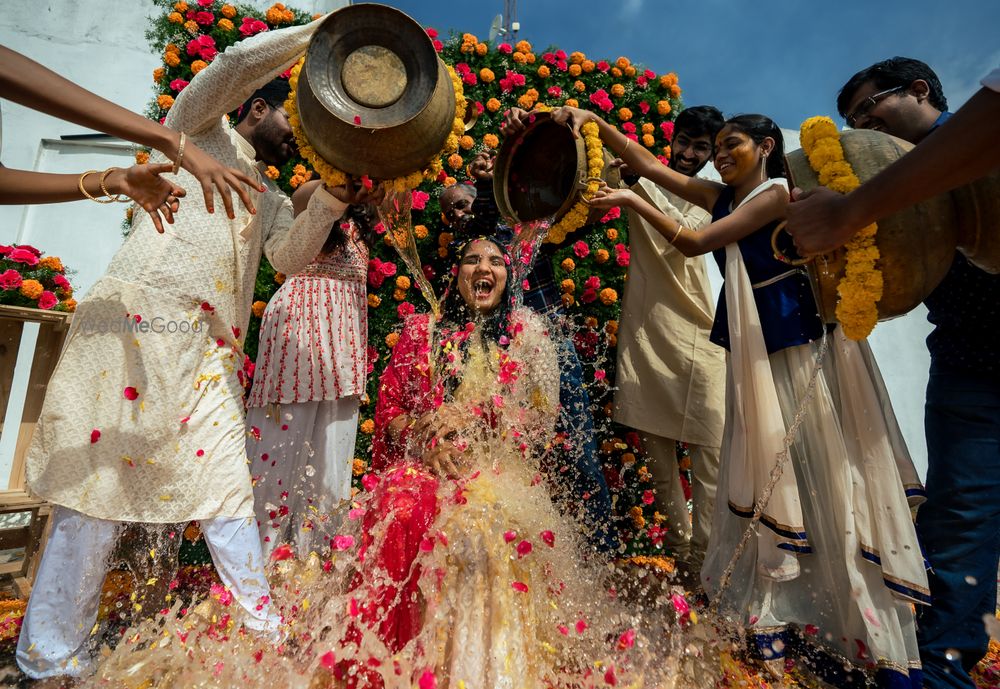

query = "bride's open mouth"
[[473, 278, 494, 299]]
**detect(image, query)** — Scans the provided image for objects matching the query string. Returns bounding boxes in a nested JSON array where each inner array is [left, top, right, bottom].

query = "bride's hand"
[[421, 442, 463, 478], [411, 404, 466, 448], [586, 182, 635, 210]]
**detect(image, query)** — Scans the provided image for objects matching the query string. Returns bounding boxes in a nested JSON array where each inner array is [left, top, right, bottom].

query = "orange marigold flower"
[[606, 228, 619, 241], [293, 163, 307, 176], [218, 17, 234, 31], [475, 43, 488, 56], [537, 65, 550, 78], [662, 145, 672, 158], [19, 280, 43, 300], [359, 419, 375, 435], [605, 319, 618, 335], [288, 174, 305, 189], [560, 278, 575, 294], [569, 51, 585, 64], [62, 298, 78, 312], [564, 98, 579, 108], [616, 56, 631, 69], [611, 67, 622, 78], [486, 97, 501, 113], [251, 300, 267, 318], [38, 256, 64, 272], [392, 288, 406, 301], [581, 60, 595, 73], [618, 107, 632, 121], [561, 293, 575, 308], [385, 332, 400, 348], [220, 3, 236, 17], [479, 68, 495, 83], [584, 316, 598, 329], [153, 67, 165, 82], [135, 150, 150, 165], [414, 224, 428, 239], [183, 20, 199, 33], [659, 72, 678, 88], [525, 52, 536, 64], [642, 134, 655, 147], [164, 52, 181, 67], [168, 12, 184, 24], [625, 65, 636, 77], [265, 3, 294, 24], [444, 176, 457, 187], [447, 153, 464, 170], [641, 123, 655, 135], [164, 43, 180, 54], [594, 248, 610, 264], [608, 334, 618, 348], [367, 294, 381, 308], [517, 93, 535, 109], [190, 60, 208, 74], [515, 40, 532, 53], [670, 84, 682, 98], [560, 258, 576, 272], [657, 100, 671, 116], [599, 287, 618, 305], [173, 1, 188, 10], [568, 64, 582, 77], [157, 94, 175, 110], [461, 32, 478, 45], [264, 165, 280, 179], [352, 458, 367, 476], [438, 247, 449, 258], [638, 466, 651, 482], [512, 52, 527, 64], [610, 83, 625, 98], [438, 231, 453, 247], [459, 135, 474, 150], [395, 275, 411, 290], [621, 452, 636, 466], [573, 80, 586, 92], [274, 272, 285, 285]]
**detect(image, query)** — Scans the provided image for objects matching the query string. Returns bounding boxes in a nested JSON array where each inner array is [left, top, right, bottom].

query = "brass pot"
[[492, 112, 620, 226], [786, 129, 957, 323], [296, 3, 457, 180]]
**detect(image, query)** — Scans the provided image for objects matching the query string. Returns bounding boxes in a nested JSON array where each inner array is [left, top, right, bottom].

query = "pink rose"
[[0, 269, 22, 290], [638, 101, 650, 115], [621, 121, 637, 134], [18, 245, 41, 257], [37, 291, 58, 310], [197, 0, 214, 6], [425, 27, 438, 39], [498, 43, 513, 55], [367, 259, 386, 288], [644, 69, 656, 79], [556, 59, 568, 71], [432, 40, 443, 52], [600, 207, 621, 222], [580, 289, 597, 304], [193, 11, 214, 25], [170, 78, 190, 92], [462, 72, 477, 86], [238, 17, 268, 37], [8, 248, 38, 266], [542, 52, 556, 64], [636, 76, 648, 87], [616, 249, 631, 267], [584, 276, 601, 290], [397, 302, 415, 318], [410, 190, 429, 211], [572, 240, 590, 258], [379, 261, 397, 277], [547, 86, 562, 98], [660, 121, 675, 141], [0, 245, 11, 256], [454, 62, 471, 76], [596, 60, 610, 72]]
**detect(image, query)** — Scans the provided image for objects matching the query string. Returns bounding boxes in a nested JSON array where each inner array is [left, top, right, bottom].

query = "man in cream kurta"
[[613, 106, 726, 574], [18, 18, 347, 679]]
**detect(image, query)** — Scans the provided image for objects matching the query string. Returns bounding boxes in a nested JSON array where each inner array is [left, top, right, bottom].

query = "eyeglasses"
[[846, 85, 904, 128]]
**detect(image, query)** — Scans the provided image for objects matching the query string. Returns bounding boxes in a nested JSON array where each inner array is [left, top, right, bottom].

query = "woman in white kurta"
[[18, 19, 348, 680], [246, 180, 371, 559]]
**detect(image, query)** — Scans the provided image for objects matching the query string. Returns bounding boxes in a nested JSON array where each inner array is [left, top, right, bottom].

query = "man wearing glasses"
[[837, 57, 1000, 689]]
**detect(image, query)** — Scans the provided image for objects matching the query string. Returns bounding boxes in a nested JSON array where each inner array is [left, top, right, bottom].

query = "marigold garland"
[[545, 119, 604, 244], [799, 116, 882, 340], [285, 58, 466, 194]]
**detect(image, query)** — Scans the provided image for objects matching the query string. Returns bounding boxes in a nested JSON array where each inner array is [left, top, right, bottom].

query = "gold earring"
[[760, 152, 767, 179]]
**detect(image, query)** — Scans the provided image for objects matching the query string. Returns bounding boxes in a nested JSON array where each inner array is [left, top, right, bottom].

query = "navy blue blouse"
[[708, 185, 826, 354]]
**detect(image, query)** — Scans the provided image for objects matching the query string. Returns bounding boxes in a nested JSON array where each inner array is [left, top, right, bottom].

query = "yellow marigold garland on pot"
[[545, 119, 604, 245], [285, 58, 466, 194], [799, 116, 883, 340]]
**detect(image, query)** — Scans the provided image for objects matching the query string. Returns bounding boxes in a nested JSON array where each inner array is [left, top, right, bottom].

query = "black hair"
[[437, 236, 513, 398], [234, 78, 292, 125], [724, 114, 786, 180], [837, 57, 948, 118], [320, 204, 377, 255], [674, 105, 725, 141]]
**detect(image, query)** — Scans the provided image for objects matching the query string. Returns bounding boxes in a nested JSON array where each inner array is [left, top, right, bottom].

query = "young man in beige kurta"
[[18, 18, 349, 679], [613, 106, 727, 574]]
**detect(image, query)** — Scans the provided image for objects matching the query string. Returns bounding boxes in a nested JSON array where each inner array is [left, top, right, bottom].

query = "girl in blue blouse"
[[553, 106, 928, 689]]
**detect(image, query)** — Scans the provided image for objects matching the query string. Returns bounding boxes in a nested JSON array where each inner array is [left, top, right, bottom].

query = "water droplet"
[[964, 575, 978, 586], [304, 464, 316, 477], [945, 648, 962, 661], [772, 639, 785, 653]]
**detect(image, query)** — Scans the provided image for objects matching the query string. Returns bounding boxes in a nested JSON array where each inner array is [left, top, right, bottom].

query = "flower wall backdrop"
[[144, 0, 688, 555]]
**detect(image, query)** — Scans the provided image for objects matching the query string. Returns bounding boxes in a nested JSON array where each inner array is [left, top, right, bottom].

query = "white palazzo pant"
[[245, 396, 359, 560], [16, 506, 276, 679]]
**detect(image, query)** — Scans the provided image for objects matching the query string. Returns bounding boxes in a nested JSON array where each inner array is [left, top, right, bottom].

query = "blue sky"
[[388, 0, 1000, 130]]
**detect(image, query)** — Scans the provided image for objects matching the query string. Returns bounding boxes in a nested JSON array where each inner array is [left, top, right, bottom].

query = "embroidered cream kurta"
[[613, 178, 726, 448], [25, 19, 346, 523]]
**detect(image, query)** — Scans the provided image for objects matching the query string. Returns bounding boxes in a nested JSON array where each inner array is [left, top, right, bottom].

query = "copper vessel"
[[296, 3, 457, 180], [492, 112, 620, 226]]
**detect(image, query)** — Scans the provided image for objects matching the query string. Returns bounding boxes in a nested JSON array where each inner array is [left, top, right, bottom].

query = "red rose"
[[239, 16, 268, 36], [0, 269, 22, 290], [425, 27, 438, 39], [411, 190, 429, 210], [379, 261, 397, 277], [16, 244, 40, 257], [542, 52, 556, 64], [397, 302, 415, 318], [367, 259, 386, 288], [37, 291, 58, 310], [584, 276, 601, 290], [432, 40, 443, 52], [660, 121, 675, 141], [596, 60, 610, 72], [497, 43, 513, 54], [193, 10, 214, 25], [454, 62, 471, 75], [600, 207, 621, 222], [547, 86, 562, 98], [572, 240, 590, 258], [462, 72, 477, 86], [621, 121, 637, 134], [0, 245, 12, 256], [170, 78, 190, 92], [8, 248, 39, 266], [638, 101, 650, 115]]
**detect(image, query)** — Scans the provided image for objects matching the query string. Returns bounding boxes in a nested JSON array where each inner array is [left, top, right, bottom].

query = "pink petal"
[[503, 530, 517, 543], [511, 581, 529, 593]]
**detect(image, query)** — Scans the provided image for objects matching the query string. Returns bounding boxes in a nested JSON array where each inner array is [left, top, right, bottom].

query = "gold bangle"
[[78, 170, 114, 204], [620, 137, 631, 157], [670, 224, 684, 244], [99, 167, 129, 203], [172, 132, 187, 174]]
